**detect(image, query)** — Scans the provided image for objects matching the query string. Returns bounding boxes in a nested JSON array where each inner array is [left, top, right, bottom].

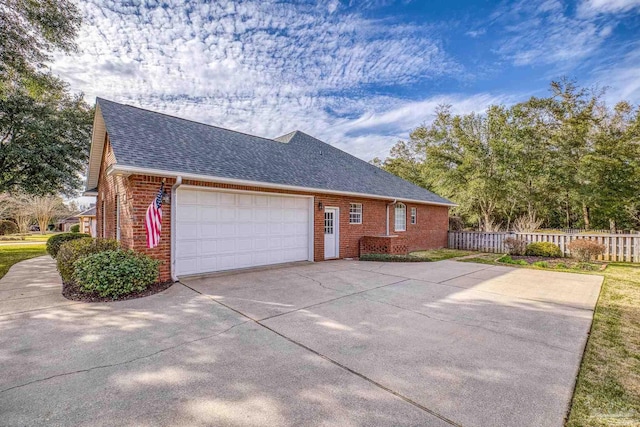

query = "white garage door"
[[175, 188, 312, 276]]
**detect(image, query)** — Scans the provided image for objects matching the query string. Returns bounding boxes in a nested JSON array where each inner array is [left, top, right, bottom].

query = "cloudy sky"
[[51, 0, 640, 161]]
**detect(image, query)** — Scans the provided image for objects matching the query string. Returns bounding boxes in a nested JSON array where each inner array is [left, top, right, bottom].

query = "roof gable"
[[87, 98, 453, 206]]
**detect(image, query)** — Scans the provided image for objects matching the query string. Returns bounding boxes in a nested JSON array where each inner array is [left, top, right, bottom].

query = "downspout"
[[386, 199, 397, 236], [170, 176, 183, 282]]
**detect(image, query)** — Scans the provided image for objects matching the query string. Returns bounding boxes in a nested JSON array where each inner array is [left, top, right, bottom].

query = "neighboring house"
[[56, 217, 79, 232], [85, 98, 454, 282], [76, 206, 96, 237]]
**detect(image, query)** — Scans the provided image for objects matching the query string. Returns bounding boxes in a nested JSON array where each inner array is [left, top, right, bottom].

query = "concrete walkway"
[[0, 256, 79, 316], [0, 256, 603, 427]]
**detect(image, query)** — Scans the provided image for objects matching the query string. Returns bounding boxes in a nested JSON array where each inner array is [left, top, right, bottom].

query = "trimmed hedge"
[[46, 233, 90, 258], [70, 224, 80, 233], [73, 250, 160, 298], [56, 238, 120, 283], [525, 242, 563, 258]]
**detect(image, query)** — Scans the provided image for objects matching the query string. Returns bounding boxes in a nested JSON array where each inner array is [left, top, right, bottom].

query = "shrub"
[[532, 261, 549, 268], [503, 237, 527, 255], [556, 263, 568, 269], [70, 224, 80, 233], [525, 242, 562, 258], [0, 220, 18, 236], [56, 238, 120, 283], [46, 232, 90, 258], [498, 255, 529, 265], [73, 250, 160, 298], [567, 239, 606, 262]]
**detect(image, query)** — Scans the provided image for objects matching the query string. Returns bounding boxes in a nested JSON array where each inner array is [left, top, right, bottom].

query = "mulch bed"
[[62, 281, 174, 302]]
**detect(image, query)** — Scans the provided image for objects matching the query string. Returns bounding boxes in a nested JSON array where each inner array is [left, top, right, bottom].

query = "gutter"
[[106, 164, 457, 208], [170, 176, 183, 282]]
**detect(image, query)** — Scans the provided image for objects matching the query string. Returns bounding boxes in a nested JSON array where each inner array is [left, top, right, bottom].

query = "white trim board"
[[107, 164, 457, 207]]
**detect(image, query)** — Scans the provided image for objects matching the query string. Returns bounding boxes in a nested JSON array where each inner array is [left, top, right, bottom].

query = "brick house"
[[84, 99, 454, 282]]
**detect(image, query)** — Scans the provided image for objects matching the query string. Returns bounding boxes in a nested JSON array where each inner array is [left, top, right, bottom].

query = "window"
[[395, 203, 406, 231], [411, 207, 417, 225], [349, 203, 362, 224]]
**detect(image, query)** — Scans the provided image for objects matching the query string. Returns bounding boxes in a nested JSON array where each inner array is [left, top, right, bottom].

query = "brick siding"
[[96, 138, 449, 282]]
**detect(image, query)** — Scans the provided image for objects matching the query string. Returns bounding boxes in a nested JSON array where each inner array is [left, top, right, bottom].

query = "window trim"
[[410, 207, 417, 225], [349, 203, 363, 224], [395, 203, 406, 232]]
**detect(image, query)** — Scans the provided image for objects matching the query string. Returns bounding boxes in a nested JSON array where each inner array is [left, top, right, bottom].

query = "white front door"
[[324, 207, 339, 259]]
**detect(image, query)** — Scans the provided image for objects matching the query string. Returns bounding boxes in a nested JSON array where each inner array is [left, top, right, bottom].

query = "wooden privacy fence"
[[448, 231, 640, 263]]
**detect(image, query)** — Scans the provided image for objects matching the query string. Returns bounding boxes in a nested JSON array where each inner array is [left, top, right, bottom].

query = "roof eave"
[[106, 164, 457, 207], [84, 102, 108, 192]]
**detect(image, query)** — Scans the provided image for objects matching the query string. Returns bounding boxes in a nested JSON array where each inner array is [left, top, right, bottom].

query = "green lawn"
[[460, 253, 640, 426], [410, 248, 476, 261], [23, 232, 60, 242], [0, 244, 48, 279]]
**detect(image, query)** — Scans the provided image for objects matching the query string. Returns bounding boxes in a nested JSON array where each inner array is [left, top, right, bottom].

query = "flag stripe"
[[145, 183, 165, 249]]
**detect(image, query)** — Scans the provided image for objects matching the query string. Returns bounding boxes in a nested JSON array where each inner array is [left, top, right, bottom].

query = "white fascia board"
[[106, 164, 458, 207]]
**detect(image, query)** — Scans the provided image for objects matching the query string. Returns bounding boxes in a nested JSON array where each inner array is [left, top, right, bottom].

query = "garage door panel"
[[198, 191, 218, 204], [269, 223, 282, 234], [219, 193, 236, 205], [254, 238, 269, 250], [237, 225, 254, 237], [199, 206, 218, 220], [238, 194, 253, 206], [199, 240, 218, 255], [237, 208, 253, 221], [179, 190, 198, 204], [178, 206, 198, 222], [200, 223, 218, 238], [179, 223, 199, 239], [218, 224, 236, 237], [176, 241, 197, 257], [176, 189, 310, 275]]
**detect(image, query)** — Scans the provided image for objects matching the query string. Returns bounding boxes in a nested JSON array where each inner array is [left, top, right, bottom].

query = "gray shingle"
[[97, 98, 453, 205]]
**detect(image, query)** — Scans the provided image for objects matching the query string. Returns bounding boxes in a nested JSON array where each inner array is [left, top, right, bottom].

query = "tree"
[[377, 80, 640, 231], [20, 194, 67, 234], [0, 81, 93, 195], [0, 0, 92, 196], [0, 0, 81, 80]]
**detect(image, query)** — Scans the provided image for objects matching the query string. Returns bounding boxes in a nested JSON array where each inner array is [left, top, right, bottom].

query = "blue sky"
[[52, 0, 640, 161]]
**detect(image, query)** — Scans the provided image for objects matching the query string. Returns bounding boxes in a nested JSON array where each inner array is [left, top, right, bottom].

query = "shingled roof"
[[86, 98, 453, 206]]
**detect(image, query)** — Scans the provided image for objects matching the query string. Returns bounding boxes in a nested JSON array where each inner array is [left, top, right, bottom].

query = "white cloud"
[[590, 44, 640, 104], [51, 0, 466, 161], [494, 0, 612, 67], [578, 0, 640, 16]]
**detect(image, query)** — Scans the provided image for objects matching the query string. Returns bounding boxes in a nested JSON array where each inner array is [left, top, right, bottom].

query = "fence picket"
[[447, 231, 639, 263]]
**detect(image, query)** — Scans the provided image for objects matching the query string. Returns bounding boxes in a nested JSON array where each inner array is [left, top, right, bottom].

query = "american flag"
[[145, 182, 164, 248]]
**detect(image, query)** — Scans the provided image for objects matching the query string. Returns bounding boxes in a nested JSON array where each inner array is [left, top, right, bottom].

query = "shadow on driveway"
[[0, 256, 603, 426]]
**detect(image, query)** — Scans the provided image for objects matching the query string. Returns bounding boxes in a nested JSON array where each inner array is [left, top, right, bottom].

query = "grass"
[[0, 244, 48, 279], [23, 232, 60, 242], [460, 253, 640, 426], [410, 248, 476, 261]]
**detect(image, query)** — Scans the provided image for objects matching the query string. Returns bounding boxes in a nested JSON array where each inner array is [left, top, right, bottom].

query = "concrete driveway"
[[0, 256, 603, 427]]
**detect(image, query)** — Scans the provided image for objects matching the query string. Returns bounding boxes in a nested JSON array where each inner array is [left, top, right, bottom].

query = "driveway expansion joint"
[[179, 278, 462, 426]]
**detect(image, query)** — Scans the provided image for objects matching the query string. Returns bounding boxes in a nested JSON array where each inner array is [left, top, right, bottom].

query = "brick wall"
[[97, 156, 449, 281]]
